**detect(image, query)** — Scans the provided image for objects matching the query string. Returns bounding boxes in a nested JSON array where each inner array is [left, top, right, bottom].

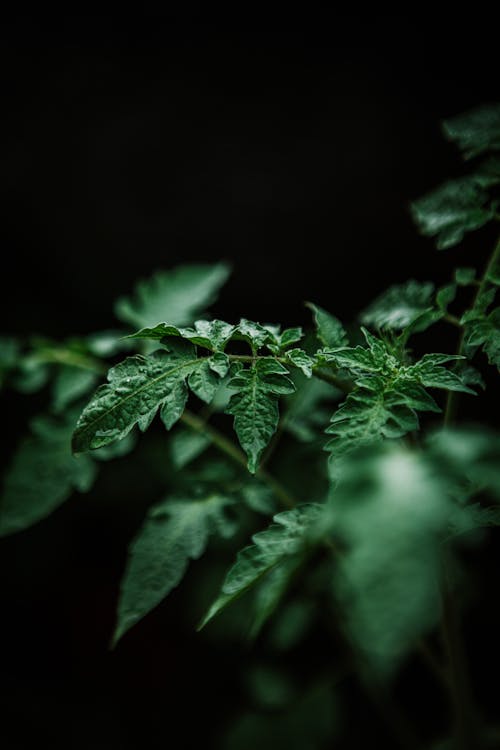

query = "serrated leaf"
[[265, 327, 304, 354], [225, 360, 295, 473], [443, 103, 500, 159], [114, 262, 231, 328], [325, 386, 419, 471], [128, 319, 236, 351], [234, 319, 273, 350], [285, 348, 314, 377], [306, 303, 348, 347], [72, 340, 217, 452], [113, 493, 236, 645], [198, 504, 321, 629], [0, 412, 97, 537], [411, 353, 476, 393], [463, 307, 500, 367], [361, 280, 435, 330], [411, 177, 496, 249], [330, 445, 451, 677], [52, 366, 99, 413]]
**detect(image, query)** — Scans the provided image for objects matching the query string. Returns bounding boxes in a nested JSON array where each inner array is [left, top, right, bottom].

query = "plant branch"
[[444, 233, 500, 426], [180, 409, 297, 509]]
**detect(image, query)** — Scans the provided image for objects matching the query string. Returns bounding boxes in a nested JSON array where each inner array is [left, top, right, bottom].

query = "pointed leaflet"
[[225, 359, 295, 473], [113, 494, 236, 645], [330, 445, 451, 677], [306, 302, 348, 347], [442, 103, 500, 159], [198, 504, 321, 629], [361, 280, 436, 330], [127, 320, 236, 352], [114, 262, 231, 328], [72, 340, 226, 452], [462, 306, 500, 368], [411, 176, 496, 249], [0, 412, 97, 537]]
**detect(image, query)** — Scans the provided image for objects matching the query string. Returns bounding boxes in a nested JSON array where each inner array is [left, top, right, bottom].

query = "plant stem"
[[440, 551, 478, 750], [180, 409, 297, 509], [444, 233, 500, 426]]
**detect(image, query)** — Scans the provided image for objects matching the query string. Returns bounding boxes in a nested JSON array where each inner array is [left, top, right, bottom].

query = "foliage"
[[2, 103, 500, 749]]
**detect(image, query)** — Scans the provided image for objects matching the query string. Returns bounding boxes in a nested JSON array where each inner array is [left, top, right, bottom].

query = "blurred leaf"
[[361, 280, 435, 330], [199, 504, 321, 629], [330, 445, 451, 677], [52, 366, 98, 413], [443, 103, 500, 159], [114, 262, 231, 328], [170, 427, 211, 469], [411, 176, 496, 249], [0, 412, 97, 537], [113, 493, 236, 645]]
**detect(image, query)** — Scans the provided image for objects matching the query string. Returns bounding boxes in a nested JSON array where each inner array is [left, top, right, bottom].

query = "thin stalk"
[[180, 409, 296, 509], [440, 551, 478, 750]]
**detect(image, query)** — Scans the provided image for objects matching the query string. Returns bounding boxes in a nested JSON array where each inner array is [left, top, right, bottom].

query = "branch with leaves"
[[2, 103, 500, 750]]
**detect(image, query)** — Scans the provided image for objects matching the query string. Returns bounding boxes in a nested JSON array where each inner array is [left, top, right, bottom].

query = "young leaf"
[[306, 303, 348, 347], [330, 445, 451, 677], [225, 359, 295, 473], [361, 280, 436, 330], [114, 262, 231, 328], [411, 176, 496, 249], [113, 493, 236, 645], [442, 103, 500, 159], [410, 353, 476, 393], [0, 412, 97, 537], [284, 348, 314, 378], [198, 504, 321, 629]]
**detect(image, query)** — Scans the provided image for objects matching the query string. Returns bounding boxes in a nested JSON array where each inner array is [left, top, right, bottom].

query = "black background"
[[0, 9, 499, 749]]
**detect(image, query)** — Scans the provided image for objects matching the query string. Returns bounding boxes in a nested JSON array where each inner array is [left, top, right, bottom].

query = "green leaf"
[[411, 177, 496, 249], [285, 348, 314, 377], [198, 504, 320, 629], [325, 385, 419, 471], [330, 445, 451, 677], [225, 359, 295, 473], [454, 267, 476, 286], [0, 412, 97, 537], [306, 302, 348, 347], [128, 319, 236, 351], [265, 327, 304, 354], [361, 280, 435, 330], [52, 366, 99, 413], [113, 493, 236, 645], [463, 307, 500, 368], [283, 377, 339, 443], [411, 353, 476, 393], [114, 262, 231, 328], [72, 340, 225, 452], [436, 283, 457, 312], [442, 104, 500, 159], [169, 428, 211, 469]]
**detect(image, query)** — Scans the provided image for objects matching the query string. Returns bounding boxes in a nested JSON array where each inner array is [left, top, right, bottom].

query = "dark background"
[[0, 9, 499, 749]]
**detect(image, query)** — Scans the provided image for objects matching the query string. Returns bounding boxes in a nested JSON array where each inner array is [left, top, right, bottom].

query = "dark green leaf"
[[361, 280, 435, 330], [52, 366, 99, 413], [330, 445, 450, 677], [411, 177, 496, 249], [114, 262, 231, 328], [0, 412, 97, 537], [198, 504, 320, 629], [442, 104, 500, 159], [113, 493, 236, 645], [225, 359, 295, 473], [72, 341, 210, 452], [306, 302, 348, 347]]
